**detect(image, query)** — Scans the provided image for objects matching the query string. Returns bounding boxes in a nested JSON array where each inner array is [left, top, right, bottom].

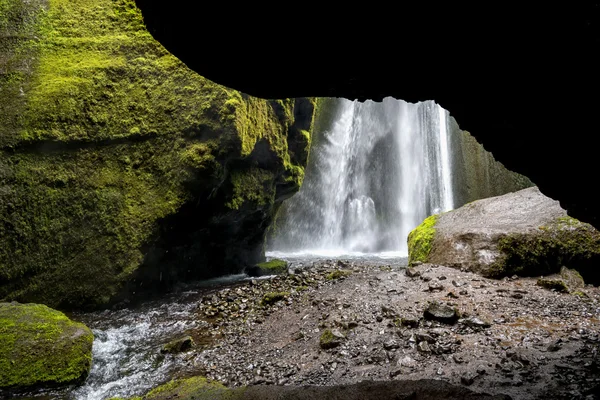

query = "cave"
[[134, 1, 600, 230]]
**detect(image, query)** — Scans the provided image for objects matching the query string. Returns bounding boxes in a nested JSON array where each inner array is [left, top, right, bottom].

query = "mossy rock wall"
[[0, 302, 93, 391], [0, 0, 315, 309]]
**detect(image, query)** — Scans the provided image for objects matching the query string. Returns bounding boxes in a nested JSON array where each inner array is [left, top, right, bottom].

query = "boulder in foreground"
[[408, 187, 600, 282], [0, 302, 93, 390]]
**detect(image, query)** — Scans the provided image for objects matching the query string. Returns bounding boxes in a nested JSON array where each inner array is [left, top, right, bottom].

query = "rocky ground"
[[169, 260, 600, 400]]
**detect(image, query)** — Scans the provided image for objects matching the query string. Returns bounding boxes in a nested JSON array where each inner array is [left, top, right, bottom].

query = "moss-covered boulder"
[[0, 0, 315, 309], [407, 187, 600, 282], [245, 258, 288, 277], [0, 302, 93, 390]]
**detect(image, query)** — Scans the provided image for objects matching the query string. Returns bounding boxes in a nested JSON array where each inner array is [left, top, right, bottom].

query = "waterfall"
[[269, 97, 454, 257]]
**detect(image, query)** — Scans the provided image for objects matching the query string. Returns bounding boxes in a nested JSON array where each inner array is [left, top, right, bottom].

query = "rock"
[[423, 301, 460, 324], [428, 282, 445, 292], [537, 267, 585, 293], [405, 268, 421, 278], [418, 341, 432, 353], [0, 0, 316, 309], [161, 336, 194, 354], [462, 317, 491, 331], [326, 270, 352, 280], [383, 339, 400, 350], [407, 187, 600, 282], [319, 329, 345, 349], [415, 332, 436, 344], [260, 292, 290, 306], [246, 259, 288, 277], [0, 302, 93, 390], [400, 317, 420, 328], [398, 356, 417, 369], [537, 278, 570, 293]]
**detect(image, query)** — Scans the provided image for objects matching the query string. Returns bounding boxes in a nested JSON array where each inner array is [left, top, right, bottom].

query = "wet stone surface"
[[118, 260, 600, 399]]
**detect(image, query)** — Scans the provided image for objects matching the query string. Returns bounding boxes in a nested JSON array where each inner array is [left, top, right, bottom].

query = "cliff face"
[[449, 118, 534, 205], [0, 0, 315, 309]]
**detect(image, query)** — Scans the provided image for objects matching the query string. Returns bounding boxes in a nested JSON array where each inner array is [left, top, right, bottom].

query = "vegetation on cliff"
[[0, 0, 315, 309]]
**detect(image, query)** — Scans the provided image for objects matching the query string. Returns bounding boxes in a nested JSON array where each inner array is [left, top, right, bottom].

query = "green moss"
[[319, 328, 343, 349], [0, 302, 93, 389], [572, 290, 589, 298], [143, 376, 245, 400], [489, 215, 600, 280], [407, 214, 439, 265], [537, 278, 569, 293], [254, 259, 288, 275], [0, 0, 315, 308], [326, 269, 352, 280], [260, 291, 289, 306]]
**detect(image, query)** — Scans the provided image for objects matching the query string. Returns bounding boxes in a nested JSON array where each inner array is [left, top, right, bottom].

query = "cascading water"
[[269, 97, 454, 257]]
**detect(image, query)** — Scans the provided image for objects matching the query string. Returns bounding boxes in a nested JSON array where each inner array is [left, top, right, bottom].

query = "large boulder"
[[0, 0, 315, 309], [408, 187, 600, 281], [0, 302, 93, 391]]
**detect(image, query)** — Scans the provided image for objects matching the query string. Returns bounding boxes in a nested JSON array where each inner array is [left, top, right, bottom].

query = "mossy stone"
[[260, 292, 289, 306], [246, 259, 288, 277], [0, 302, 94, 390], [326, 270, 352, 280], [407, 214, 438, 266]]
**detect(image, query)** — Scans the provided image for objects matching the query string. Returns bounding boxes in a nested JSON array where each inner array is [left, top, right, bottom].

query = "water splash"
[[270, 97, 454, 256]]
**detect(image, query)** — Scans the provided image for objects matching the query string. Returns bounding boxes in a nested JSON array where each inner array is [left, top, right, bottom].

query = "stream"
[[12, 253, 405, 400]]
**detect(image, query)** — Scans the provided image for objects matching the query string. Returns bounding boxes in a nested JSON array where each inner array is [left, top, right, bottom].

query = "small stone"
[[405, 268, 421, 278], [453, 354, 464, 364], [400, 317, 419, 328], [422, 276, 432, 282], [446, 291, 459, 299], [319, 328, 345, 349], [438, 276, 447, 280], [461, 374, 476, 386], [462, 317, 491, 330], [511, 293, 524, 299], [398, 356, 417, 368], [418, 341, 431, 353], [423, 301, 460, 324], [428, 282, 444, 292], [415, 332, 436, 344], [383, 339, 400, 350], [161, 335, 194, 354]]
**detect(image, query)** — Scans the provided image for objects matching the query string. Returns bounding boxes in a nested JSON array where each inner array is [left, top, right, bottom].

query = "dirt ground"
[[178, 260, 600, 400]]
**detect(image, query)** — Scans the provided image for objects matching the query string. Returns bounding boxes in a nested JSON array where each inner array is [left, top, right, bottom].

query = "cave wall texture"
[[0, 0, 315, 309], [134, 1, 600, 231]]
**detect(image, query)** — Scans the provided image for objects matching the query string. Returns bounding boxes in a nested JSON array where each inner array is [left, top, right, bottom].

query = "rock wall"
[[0, 0, 315, 309], [449, 117, 534, 207]]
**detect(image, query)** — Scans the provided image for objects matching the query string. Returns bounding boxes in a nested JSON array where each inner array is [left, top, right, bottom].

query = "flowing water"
[[11, 97, 456, 399], [270, 97, 455, 256]]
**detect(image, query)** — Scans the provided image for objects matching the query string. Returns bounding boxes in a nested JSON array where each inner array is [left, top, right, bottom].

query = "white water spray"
[[270, 97, 455, 257]]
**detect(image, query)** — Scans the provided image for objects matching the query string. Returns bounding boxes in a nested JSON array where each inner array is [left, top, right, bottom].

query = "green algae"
[[407, 214, 439, 265], [0, 302, 93, 389], [0, 0, 315, 308]]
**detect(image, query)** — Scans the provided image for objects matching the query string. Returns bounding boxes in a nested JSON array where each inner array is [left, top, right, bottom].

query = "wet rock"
[[161, 335, 194, 354], [398, 356, 417, 369], [415, 332, 436, 344], [423, 301, 460, 324], [537, 278, 570, 293], [260, 292, 289, 306], [383, 339, 400, 350], [428, 282, 445, 292], [418, 341, 432, 353], [462, 317, 491, 331], [319, 329, 345, 349], [400, 317, 419, 328], [405, 267, 421, 278]]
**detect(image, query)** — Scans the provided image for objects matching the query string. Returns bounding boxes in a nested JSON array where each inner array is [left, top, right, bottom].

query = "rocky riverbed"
[[164, 259, 600, 400]]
